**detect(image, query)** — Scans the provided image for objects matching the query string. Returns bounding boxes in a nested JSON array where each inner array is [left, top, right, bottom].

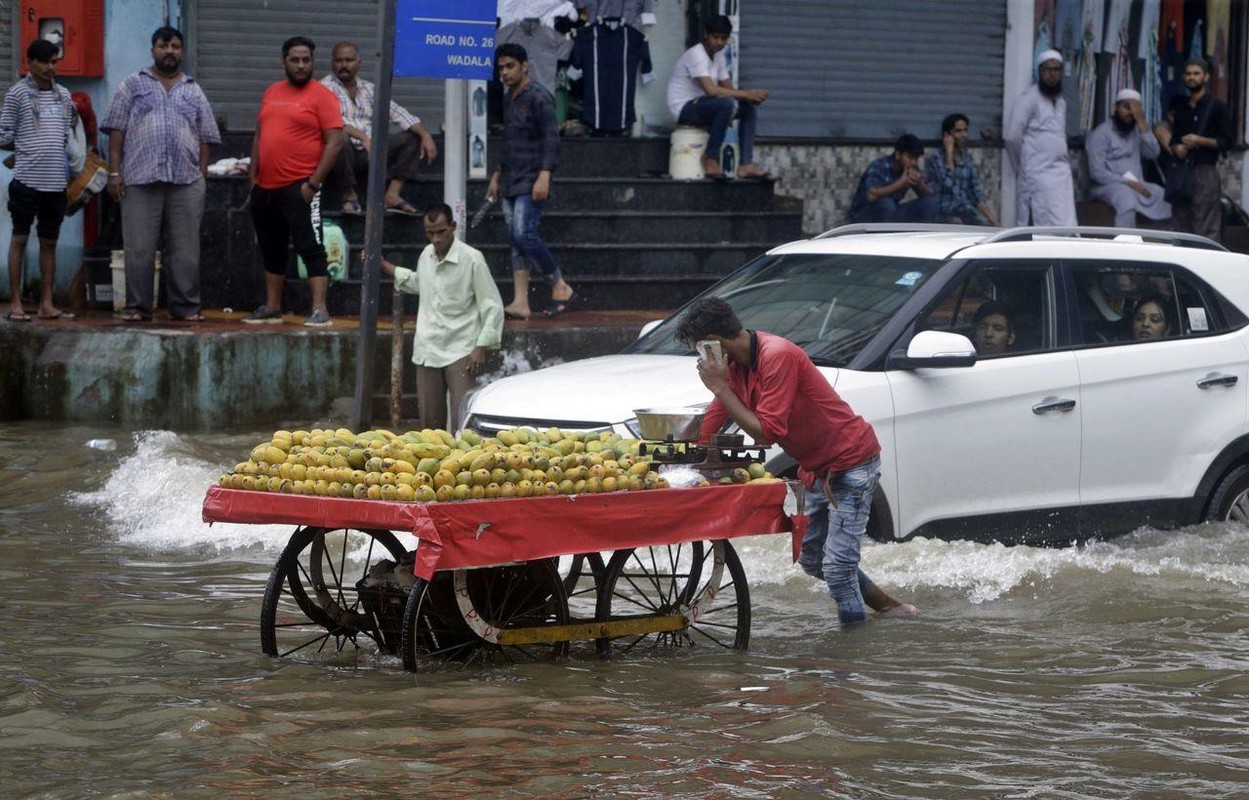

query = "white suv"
[[464, 225, 1249, 544]]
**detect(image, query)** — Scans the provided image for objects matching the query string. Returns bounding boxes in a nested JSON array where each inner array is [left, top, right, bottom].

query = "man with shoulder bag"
[[1167, 58, 1232, 242]]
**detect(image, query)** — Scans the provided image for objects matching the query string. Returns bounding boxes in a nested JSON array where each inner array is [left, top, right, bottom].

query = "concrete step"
[[0, 308, 661, 428], [447, 176, 780, 213], [295, 273, 719, 317], [207, 174, 781, 214], [394, 241, 769, 276], [216, 131, 674, 179], [326, 209, 805, 246]]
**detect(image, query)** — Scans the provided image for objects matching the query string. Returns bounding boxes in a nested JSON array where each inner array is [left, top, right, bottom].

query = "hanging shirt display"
[[567, 19, 653, 132], [575, 0, 657, 29], [1208, 0, 1230, 101], [497, 18, 574, 94], [1137, 0, 1163, 123], [498, 0, 578, 28], [1076, 0, 1105, 133]]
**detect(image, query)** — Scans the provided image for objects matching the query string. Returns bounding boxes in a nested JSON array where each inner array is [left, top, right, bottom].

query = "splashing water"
[[734, 521, 1249, 606], [67, 431, 1249, 608], [480, 347, 564, 384], [69, 430, 293, 554]]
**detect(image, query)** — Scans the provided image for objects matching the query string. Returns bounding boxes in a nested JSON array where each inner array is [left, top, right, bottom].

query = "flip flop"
[[171, 313, 207, 322], [504, 310, 530, 321], [543, 291, 577, 318], [38, 310, 76, 320], [341, 200, 363, 215], [386, 200, 419, 216], [7, 311, 30, 322], [119, 311, 148, 322]]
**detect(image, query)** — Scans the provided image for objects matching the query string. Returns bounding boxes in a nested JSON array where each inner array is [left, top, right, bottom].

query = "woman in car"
[[1132, 293, 1173, 340]]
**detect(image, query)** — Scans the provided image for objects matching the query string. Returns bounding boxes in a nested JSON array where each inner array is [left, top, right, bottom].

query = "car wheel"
[[1204, 464, 1249, 523]]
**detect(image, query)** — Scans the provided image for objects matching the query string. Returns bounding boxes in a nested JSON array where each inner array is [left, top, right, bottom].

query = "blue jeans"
[[852, 195, 939, 224], [940, 205, 989, 226], [798, 455, 881, 626], [676, 96, 757, 166], [501, 194, 561, 280]]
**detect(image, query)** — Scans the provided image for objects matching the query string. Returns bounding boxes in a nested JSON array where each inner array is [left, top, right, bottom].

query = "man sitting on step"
[[665, 15, 770, 179], [848, 134, 939, 224], [320, 40, 437, 215]]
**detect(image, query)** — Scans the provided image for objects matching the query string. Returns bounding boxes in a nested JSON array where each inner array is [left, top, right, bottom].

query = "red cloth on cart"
[[202, 483, 807, 580]]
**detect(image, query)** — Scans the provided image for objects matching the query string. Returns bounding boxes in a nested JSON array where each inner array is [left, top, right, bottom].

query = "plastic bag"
[[296, 218, 347, 282]]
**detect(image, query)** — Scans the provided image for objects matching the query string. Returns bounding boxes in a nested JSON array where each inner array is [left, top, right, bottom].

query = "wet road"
[[2, 422, 1247, 798]]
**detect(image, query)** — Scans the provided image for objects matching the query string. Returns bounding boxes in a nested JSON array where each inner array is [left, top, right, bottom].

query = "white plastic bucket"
[[111, 250, 161, 311], [669, 126, 710, 180]]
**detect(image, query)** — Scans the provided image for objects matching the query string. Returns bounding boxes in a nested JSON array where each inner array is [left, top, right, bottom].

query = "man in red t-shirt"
[[677, 297, 916, 626], [244, 35, 344, 327]]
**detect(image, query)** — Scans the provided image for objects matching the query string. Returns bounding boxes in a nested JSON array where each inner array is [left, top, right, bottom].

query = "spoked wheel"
[[553, 552, 606, 618], [595, 540, 751, 657], [400, 559, 570, 671], [260, 526, 409, 660]]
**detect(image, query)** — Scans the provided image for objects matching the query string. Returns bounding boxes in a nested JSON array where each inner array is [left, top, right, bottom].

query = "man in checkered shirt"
[[320, 41, 437, 216], [102, 25, 221, 322]]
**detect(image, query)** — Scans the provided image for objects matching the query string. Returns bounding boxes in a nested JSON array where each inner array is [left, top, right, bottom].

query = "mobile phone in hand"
[[696, 339, 722, 365]]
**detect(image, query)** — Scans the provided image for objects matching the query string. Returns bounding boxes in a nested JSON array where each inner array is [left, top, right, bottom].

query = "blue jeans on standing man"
[[797, 455, 882, 626], [501, 194, 562, 282], [676, 96, 757, 166]]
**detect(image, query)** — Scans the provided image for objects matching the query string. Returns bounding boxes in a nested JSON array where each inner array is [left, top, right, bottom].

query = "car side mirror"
[[887, 330, 978, 370], [638, 319, 663, 339]]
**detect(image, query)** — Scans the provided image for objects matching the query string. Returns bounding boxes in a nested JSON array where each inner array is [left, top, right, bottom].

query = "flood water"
[[2, 420, 1248, 798]]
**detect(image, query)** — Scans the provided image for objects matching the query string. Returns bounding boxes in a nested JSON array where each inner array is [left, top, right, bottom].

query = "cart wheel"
[[553, 552, 606, 615], [260, 526, 409, 660], [595, 540, 750, 657], [401, 559, 570, 671]]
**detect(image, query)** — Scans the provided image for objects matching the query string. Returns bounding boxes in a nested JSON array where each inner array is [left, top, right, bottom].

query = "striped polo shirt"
[[0, 77, 73, 191]]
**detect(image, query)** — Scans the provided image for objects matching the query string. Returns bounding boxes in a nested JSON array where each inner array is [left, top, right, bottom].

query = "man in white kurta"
[[1006, 49, 1077, 226], [380, 203, 504, 432], [1086, 88, 1170, 228]]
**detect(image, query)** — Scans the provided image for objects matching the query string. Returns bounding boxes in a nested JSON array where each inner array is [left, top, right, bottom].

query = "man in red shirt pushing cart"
[[677, 298, 917, 626]]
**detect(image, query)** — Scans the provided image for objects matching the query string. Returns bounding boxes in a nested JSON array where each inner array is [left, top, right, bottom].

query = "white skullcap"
[[1116, 89, 1142, 103], [1036, 49, 1063, 67]]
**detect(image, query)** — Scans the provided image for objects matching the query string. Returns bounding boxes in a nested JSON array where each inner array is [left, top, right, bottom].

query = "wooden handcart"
[[202, 481, 807, 671]]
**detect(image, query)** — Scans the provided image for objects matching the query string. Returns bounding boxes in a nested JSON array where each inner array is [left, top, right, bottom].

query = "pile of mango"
[[218, 426, 777, 502]]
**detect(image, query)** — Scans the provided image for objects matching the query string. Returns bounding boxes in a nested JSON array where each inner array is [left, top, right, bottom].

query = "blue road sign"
[[394, 0, 496, 80]]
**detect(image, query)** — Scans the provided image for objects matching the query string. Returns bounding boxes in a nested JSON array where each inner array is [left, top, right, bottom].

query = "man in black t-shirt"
[[1169, 58, 1232, 243]]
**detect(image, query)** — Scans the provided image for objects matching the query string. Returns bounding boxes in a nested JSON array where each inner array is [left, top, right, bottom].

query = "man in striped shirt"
[[1, 39, 76, 321]]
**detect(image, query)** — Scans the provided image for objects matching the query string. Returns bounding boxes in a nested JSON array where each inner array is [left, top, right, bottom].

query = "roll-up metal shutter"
[[190, 0, 445, 133], [740, 0, 1005, 139], [0, 0, 14, 85]]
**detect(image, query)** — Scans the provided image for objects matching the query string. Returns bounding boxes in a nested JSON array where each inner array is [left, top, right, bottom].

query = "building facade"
[[0, 0, 1245, 294]]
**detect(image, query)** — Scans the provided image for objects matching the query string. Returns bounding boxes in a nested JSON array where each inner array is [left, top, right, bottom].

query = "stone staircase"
[[199, 134, 803, 315]]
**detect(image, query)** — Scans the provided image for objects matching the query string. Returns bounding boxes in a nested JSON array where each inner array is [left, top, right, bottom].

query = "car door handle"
[[1032, 397, 1076, 414], [1197, 373, 1239, 389]]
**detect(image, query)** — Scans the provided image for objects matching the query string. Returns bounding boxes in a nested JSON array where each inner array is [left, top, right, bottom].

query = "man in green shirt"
[[381, 204, 504, 431]]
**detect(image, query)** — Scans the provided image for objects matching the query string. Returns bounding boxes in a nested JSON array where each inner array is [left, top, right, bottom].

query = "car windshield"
[[627, 252, 940, 366]]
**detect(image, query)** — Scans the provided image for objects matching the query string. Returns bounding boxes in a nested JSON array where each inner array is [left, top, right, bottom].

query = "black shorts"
[[249, 180, 327, 277], [7, 178, 67, 240]]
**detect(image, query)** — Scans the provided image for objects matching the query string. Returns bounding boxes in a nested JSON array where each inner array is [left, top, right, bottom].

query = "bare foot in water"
[[878, 602, 919, 617], [863, 583, 917, 617]]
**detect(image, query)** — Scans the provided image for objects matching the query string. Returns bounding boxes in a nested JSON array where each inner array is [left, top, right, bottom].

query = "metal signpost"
[[351, 0, 497, 431]]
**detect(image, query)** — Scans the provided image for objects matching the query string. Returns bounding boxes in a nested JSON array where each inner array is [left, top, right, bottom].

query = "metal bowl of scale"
[[632, 408, 708, 441]]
